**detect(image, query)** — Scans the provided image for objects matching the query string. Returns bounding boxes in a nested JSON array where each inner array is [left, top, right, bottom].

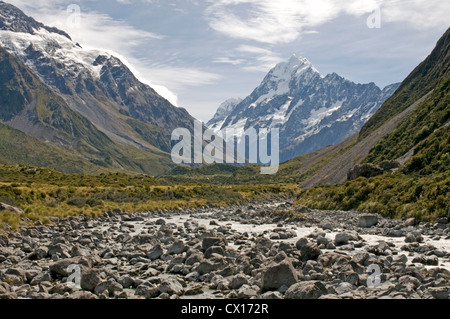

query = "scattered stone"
[[261, 260, 298, 291], [285, 281, 327, 299], [147, 244, 164, 260], [229, 274, 249, 290], [0, 202, 23, 214], [158, 277, 184, 296], [300, 243, 322, 262], [358, 214, 379, 228]]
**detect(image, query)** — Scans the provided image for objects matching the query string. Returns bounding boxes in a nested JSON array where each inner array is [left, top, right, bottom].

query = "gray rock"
[[94, 280, 123, 296], [34, 247, 49, 260], [196, 261, 221, 275], [185, 252, 204, 266], [118, 275, 134, 289], [69, 291, 99, 299], [49, 256, 94, 277], [0, 235, 9, 247], [261, 291, 283, 299], [428, 287, 449, 299], [335, 232, 351, 246], [295, 238, 309, 250], [405, 232, 424, 243], [30, 272, 52, 286], [5, 268, 27, 285], [285, 281, 327, 299], [255, 237, 273, 250], [205, 246, 225, 259], [80, 269, 102, 292], [358, 214, 378, 228], [147, 244, 164, 260], [0, 247, 15, 257], [261, 260, 298, 291], [167, 240, 185, 255], [135, 283, 159, 299], [237, 285, 259, 299], [347, 164, 384, 181], [202, 237, 227, 251], [403, 218, 416, 227], [0, 202, 23, 214], [229, 274, 249, 290], [158, 277, 184, 296], [300, 243, 321, 262], [398, 275, 421, 290]]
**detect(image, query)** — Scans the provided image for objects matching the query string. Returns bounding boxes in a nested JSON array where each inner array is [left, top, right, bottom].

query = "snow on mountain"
[[0, 1, 195, 158], [208, 55, 400, 162], [207, 98, 242, 131], [0, 28, 107, 79]]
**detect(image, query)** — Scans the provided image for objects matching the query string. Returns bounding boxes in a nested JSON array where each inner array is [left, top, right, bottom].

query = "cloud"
[[5, 0, 221, 106], [205, 0, 450, 44]]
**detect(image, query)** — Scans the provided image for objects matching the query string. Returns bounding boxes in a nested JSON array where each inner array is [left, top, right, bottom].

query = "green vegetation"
[[360, 27, 450, 139], [366, 71, 450, 164], [0, 164, 298, 231], [296, 171, 449, 222], [297, 28, 450, 222]]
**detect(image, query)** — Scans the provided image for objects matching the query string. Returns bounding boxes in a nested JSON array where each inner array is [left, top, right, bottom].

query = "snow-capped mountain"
[[208, 55, 400, 162], [207, 98, 242, 131], [0, 1, 195, 174]]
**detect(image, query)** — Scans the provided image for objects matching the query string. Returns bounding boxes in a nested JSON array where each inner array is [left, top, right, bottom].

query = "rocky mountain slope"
[[208, 55, 399, 162], [0, 1, 196, 175]]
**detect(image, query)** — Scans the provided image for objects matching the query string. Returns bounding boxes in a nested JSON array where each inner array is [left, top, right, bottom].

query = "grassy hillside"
[[366, 71, 449, 164], [0, 122, 104, 174], [297, 29, 450, 222], [360, 27, 449, 139]]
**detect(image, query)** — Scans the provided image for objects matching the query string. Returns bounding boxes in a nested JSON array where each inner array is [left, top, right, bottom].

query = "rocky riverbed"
[[0, 200, 449, 299]]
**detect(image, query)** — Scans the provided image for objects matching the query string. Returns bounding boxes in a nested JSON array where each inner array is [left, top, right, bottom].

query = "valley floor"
[[1, 199, 449, 299]]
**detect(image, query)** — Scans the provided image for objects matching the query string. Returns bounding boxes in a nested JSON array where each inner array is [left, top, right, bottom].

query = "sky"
[[5, 0, 450, 122]]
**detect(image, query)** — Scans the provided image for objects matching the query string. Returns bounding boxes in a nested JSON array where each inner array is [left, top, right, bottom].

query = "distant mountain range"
[[208, 55, 400, 162], [0, 1, 195, 175]]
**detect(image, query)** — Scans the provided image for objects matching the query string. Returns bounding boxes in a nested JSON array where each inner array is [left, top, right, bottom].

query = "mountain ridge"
[[208, 55, 400, 162], [0, 2, 196, 175]]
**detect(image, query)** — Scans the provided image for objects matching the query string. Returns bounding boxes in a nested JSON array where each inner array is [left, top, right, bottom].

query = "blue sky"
[[7, 0, 450, 122]]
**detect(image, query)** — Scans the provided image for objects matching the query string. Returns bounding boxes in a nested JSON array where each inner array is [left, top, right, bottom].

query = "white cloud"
[[5, 0, 222, 106], [205, 0, 450, 44]]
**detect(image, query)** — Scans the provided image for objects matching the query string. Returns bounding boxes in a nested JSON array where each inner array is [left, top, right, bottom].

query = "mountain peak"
[[0, 1, 71, 40], [269, 55, 319, 83]]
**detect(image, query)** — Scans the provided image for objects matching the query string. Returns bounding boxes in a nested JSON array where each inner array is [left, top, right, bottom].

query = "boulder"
[[300, 243, 322, 262], [158, 277, 184, 296], [147, 244, 164, 260], [403, 218, 416, 227], [202, 237, 227, 251], [69, 291, 99, 299], [167, 240, 185, 255], [334, 232, 351, 246], [358, 214, 379, 228], [347, 164, 384, 181], [135, 283, 159, 299], [285, 281, 327, 299], [0, 202, 23, 214], [80, 269, 103, 292], [229, 274, 249, 290], [261, 260, 298, 291]]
